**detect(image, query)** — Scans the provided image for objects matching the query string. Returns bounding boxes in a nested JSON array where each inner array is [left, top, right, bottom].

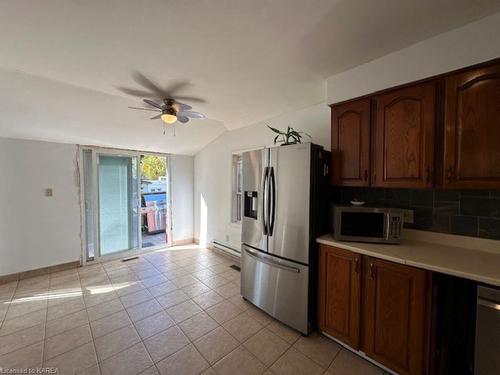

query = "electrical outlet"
[[45, 188, 53, 197], [403, 209, 414, 224]]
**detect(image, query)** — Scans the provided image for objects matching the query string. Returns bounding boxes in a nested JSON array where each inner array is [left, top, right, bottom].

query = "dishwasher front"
[[475, 285, 500, 375]]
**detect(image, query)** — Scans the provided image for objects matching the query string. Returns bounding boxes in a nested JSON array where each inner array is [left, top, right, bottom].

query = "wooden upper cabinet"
[[362, 257, 431, 375], [318, 245, 361, 349], [373, 81, 436, 188], [443, 63, 500, 189], [331, 98, 371, 186]]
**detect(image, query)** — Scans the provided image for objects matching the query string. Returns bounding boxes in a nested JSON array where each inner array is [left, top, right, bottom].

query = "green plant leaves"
[[267, 124, 311, 145]]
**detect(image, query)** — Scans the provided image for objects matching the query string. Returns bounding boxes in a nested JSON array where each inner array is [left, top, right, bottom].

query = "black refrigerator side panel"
[[308, 144, 331, 332]]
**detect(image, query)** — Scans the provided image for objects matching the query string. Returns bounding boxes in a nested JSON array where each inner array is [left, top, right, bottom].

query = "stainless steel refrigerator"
[[241, 143, 330, 334]]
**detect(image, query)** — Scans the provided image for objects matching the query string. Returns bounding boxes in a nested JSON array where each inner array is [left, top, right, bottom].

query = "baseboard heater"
[[212, 240, 241, 258]]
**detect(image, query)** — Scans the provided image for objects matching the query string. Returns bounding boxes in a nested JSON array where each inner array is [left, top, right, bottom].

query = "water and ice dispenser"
[[244, 191, 258, 219]]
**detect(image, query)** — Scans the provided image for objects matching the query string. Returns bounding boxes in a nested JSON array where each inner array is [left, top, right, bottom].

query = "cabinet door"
[[443, 63, 500, 189], [331, 98, 371, 186], [318, 245, 361, 349], [362, 257, 431, 375], [373, 81, 436, 188]]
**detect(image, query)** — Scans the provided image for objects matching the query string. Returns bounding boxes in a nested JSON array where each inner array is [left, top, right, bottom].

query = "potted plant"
[[267, 125, 311, 146]]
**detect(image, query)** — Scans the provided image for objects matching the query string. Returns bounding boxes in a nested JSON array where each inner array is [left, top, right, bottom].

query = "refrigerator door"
[[267, 143, 311, 264], [241, 245, 309, 334], [242, 148, 268, 251]]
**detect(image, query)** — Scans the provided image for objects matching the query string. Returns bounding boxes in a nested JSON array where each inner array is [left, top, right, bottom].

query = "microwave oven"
[[333, 206, 404, 244]]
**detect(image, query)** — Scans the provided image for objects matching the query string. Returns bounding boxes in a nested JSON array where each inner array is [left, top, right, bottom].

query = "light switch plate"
[[403, 209, 414, 224]]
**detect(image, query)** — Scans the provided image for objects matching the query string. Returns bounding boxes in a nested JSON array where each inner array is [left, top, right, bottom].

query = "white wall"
[[327, 11, 500, 104], [193, 103, 330, 246], [170, 155, 194, 242], [0, 137, 81, 276]]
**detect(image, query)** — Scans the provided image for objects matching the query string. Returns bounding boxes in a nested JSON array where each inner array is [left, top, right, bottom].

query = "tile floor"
[[0, 245, 387, 375]]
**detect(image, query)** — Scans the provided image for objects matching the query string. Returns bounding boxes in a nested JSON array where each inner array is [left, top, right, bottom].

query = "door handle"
[[245, 247, 300, 273], [262, 167, 269, 235], [269, 167, 276, 236]]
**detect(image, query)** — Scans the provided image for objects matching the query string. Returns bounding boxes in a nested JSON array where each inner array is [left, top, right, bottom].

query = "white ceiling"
[[1, 0, 500, 154]]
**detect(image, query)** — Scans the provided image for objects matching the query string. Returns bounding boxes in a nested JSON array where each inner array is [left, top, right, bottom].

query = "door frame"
[[78, 145, 172, 265]]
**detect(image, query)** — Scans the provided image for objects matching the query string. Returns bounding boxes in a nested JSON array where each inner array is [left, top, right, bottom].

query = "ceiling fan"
[[117, 72, 207, 125]]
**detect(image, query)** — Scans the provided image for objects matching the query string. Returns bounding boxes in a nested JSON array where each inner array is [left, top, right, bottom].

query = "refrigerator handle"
[[262, 167, 269, 235], [269, 167, 276, 236]]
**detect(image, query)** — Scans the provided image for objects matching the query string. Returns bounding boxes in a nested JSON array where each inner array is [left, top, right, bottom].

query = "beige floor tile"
[[0, 341, 43, 369], [202, 275, 230, 289], [83, 289, 119, 308], [166, 300, 202, 323], [147, 281, 177, 298], [46, 309, 89, 337], [170, 275, 199, 288], [0, 308, 46, 337], [113, 281, 145, 298], [5, 298, 48, 320], [120, 289, 154, 308], [47, 297, 85, 321], [141, 275, 168, 288], [228, 295, 252, 311], [194, 326, 239, 364], [134, 311, 175, 340], [126, 298, 163, 322], [139, 366, 159, 375], [181, 281, 211, 298], [263, 370, 277, 375], [90, 310, 132, 338], [244, 328, 290, 366], [327, 349, 384, 375], [245, 306, 274, 326], [192, 269, 218, 282], [95, 324, 141, 361], [144, 325, 190, 363], [178, 311, 219, 341], [87, 298, 124, 321], [78, 364, 101, 375], [100, 343, 153, 375], [44, 324, 93, 360], [206, 300, 242, 324], [294, 332, 342, 369], [200, 367, 218, 375], [45, 342, 98, 375], [213, 346, 266, 375], [156, 289, 189, 309], [267, 320, 301, 344], [156, 344, 209, 375], [214, 282, 240, 298], [0, 323, 45, 356], [222, 314, 263, 342], [192, 290, 225, 310], [271, 347, 324, 375]]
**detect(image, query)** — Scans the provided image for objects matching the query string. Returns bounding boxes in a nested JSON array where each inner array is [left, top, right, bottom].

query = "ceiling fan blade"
[[143, 99, 163, 109], [173, 95, 207, 103], [164, 80, 191, 96], [178, 111, 206, 119], [171, 101, 192, 112], [128, 106, 161, 112], [116, 87, 157, 98], [177, 116, 189, 124], [133, 72, 168, 97], [150, 114, 162, 120]]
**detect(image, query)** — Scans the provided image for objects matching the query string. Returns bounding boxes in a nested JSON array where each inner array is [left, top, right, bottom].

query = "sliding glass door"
[[98, 154, 139, 256], [80, 147, 171, 262]]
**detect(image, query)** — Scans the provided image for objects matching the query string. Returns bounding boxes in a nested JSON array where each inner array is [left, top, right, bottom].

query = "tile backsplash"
[[332, 187, 500, 240]]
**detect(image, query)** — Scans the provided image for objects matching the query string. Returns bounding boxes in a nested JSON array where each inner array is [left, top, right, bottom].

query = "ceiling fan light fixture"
[[161, 113, 177, 124]]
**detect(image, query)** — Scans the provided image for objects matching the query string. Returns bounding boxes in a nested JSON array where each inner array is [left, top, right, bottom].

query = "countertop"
[[317, 229, 500, 287]]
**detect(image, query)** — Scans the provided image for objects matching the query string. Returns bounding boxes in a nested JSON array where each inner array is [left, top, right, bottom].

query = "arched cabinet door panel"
[[444, 63, 500, 189], [331, 98, 371, 186], [373, 81, 436, 188]]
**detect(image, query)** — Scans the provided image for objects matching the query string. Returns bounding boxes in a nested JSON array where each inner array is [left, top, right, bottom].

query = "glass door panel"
[[98, 155, 139, 255]]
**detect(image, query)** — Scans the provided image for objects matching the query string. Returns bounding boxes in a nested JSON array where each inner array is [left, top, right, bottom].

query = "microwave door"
[[267, 144, 310, 264], [242, 148, 268, 252]]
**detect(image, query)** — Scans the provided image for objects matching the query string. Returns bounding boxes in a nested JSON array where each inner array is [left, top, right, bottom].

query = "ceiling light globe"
[[161, 114, 177, 124]]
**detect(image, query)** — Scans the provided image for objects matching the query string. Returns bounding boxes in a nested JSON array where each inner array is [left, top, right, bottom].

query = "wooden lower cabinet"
[[318, 245, 432, 375], [318, 245, 361, 349]]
